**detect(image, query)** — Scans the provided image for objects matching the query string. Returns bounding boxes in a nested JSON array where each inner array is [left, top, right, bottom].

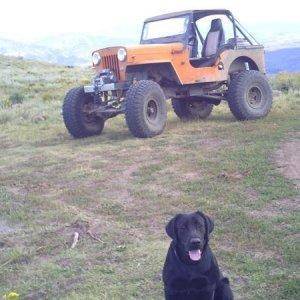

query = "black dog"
[[163, 211, 233, 300]]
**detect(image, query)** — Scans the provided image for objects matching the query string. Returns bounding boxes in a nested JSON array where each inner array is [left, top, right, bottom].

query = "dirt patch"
[[145, 183, 181, 199], [183, 137, 229, 152], [108, 162, 147, 204], [245, 187, 260, 201], [199, 137, 228, 149], [248, 197, 300, 219], [274, 136, 300, 188], [251, 250, 283, 263], [182, 171, 202, 180], [257, 135, 300, 220], [216, 239, 237, 253], [217, 171, 245, 181], [0, 219, 16, 234]]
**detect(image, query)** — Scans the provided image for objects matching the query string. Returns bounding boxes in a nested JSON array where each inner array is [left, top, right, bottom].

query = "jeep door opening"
[[63, 9, 273, 139]]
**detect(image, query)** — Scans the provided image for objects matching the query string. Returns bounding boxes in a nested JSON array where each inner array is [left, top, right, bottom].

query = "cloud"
[[0, 0, 299, 41]]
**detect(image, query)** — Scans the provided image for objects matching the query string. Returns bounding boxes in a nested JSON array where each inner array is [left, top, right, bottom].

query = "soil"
[[274, 135, 300, 188], [0, 219, 16, 234]]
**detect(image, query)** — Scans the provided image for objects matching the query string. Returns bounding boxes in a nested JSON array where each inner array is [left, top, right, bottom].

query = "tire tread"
[[227, 70, 273, 120], [125, 80, 166, 138], [62, 87, 104, 138]]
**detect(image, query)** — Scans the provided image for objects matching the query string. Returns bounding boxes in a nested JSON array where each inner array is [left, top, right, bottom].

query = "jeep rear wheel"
[[227, 70, 273, 120], [63, 86, 105, 138], [125, 80, 167, 138], [171, 98, 213, 120]]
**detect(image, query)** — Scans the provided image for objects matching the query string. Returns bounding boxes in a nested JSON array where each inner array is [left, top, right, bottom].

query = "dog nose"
[[190, 238, 201, 245]]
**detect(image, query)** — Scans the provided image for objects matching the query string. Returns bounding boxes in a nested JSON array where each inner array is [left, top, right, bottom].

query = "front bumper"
[[84, 82, 126, 94]]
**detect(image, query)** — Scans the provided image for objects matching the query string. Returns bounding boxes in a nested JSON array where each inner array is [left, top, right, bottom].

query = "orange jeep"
[[63, 9, 273, 138]]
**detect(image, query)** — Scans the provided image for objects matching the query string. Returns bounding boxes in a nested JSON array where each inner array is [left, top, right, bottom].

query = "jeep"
[[62, 9, 273, 138]]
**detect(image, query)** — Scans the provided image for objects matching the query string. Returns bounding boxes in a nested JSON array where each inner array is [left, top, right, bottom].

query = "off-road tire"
[[171, 98, 213, 120], [63, 86, 104, 138], [125, 80, 167, 138], [227, 70, 273, 120]]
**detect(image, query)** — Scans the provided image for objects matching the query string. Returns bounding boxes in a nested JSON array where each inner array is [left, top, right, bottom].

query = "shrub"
[[42, 93, 53, 102], [272, 72, 300, 92], [0, 98, 12, 109], [9, 92, 24, 105], [0, 110, 11, 124]]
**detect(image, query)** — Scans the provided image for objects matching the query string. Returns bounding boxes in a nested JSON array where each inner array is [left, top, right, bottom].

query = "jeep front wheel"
[[62, 87, 105, 138], [171, 98, 213, 120], [125, 80, 167, 138], [227, 70, 273, 120]]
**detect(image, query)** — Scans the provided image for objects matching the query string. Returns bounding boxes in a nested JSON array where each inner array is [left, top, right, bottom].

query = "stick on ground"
[[70, 232, 79, 248]]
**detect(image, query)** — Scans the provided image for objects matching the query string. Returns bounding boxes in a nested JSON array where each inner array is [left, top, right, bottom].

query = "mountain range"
[[0, 34, 136, 66], [0, 32, 299, 73], [265, 48, 300, 73]]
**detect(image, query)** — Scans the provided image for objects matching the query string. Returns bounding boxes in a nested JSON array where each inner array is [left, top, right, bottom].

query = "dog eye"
[[193, 222, 202, 229], [178, 226, 187, 231]]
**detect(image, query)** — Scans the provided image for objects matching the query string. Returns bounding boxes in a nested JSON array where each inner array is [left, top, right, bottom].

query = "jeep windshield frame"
[[140, 13, 192, 45], [140, 9, 261, 48]]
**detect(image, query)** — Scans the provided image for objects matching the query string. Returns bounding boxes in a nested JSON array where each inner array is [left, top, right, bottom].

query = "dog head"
[[166, 211, 214, 262]]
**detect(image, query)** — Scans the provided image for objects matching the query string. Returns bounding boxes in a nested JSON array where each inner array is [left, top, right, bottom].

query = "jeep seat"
[[190, 18, 225, 68]]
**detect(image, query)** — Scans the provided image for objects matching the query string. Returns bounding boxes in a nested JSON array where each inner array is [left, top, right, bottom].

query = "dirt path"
[[274, 134, 300, 188], [0, 219, 15, 234]]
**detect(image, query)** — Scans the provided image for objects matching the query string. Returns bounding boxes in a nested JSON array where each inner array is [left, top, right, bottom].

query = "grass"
[[0, 55, 299, 299]]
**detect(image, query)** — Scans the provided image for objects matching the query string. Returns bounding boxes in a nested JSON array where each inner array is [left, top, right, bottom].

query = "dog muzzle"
[[188, 249, 202, 261]]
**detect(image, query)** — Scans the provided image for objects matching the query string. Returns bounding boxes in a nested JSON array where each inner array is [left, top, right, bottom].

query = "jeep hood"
[[96, 43, 185, 64], [93, 42, 187, 82], [126, 43, 184, 54], [126, 43, 185, 63]]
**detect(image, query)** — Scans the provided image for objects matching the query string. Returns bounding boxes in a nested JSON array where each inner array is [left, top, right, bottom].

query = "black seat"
[[190, 18, 225, 68]]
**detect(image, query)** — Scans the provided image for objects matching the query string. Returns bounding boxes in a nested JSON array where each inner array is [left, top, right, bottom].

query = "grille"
[[102, 54, 121, 81]]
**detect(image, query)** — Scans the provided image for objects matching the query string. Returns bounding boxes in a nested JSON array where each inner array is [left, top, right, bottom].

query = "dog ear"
[[197, 211, 214, 234], [165, 214, 181, 240], [205, 214, 214, 234], [221, 277, 230, 284]]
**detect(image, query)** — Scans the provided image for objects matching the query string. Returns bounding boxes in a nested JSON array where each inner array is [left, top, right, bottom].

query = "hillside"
[[0, 55, 299, 299], [1, 34, 300, 72]]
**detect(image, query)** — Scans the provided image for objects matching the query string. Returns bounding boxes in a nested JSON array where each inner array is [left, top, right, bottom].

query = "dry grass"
[[0, 55, 299, 299]]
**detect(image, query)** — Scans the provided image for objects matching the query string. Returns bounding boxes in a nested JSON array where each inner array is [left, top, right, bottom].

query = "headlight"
[[117, 48, 127, 62], [92, 52, 101, 65]]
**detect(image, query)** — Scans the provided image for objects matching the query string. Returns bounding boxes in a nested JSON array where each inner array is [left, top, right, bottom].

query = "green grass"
[[0, 55, 299, 299]]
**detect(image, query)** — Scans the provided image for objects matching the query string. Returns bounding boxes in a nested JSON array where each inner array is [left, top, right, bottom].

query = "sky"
[[0, 0, 299, 41]]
